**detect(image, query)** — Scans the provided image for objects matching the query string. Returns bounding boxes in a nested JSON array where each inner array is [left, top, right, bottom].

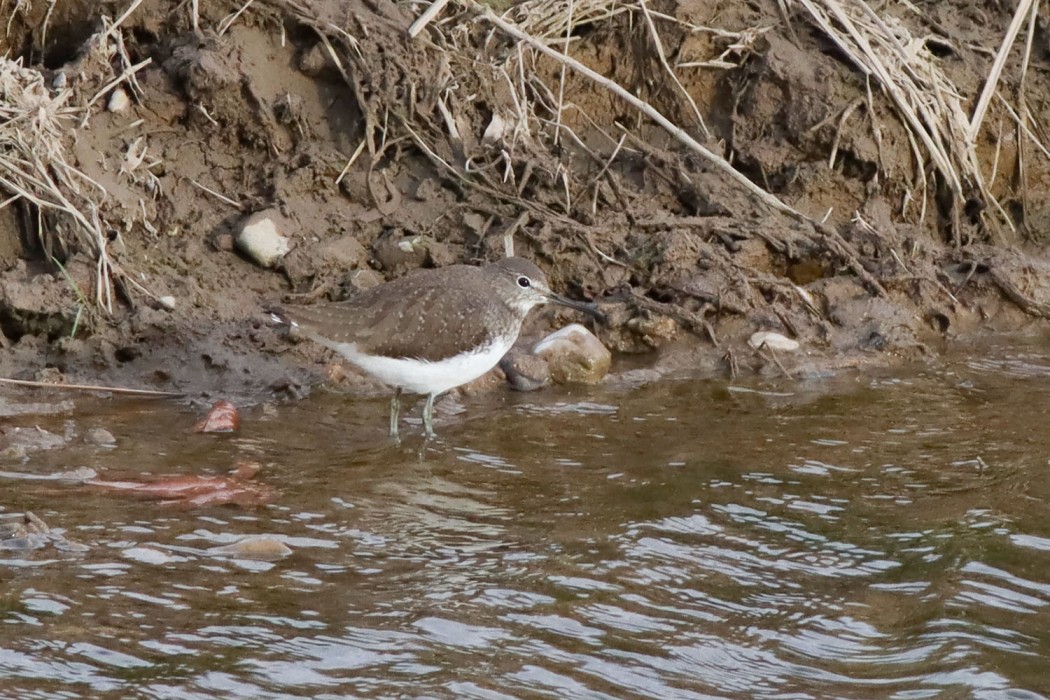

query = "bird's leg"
[[422, 392, 437, 439], [389, 388, 402, 440]]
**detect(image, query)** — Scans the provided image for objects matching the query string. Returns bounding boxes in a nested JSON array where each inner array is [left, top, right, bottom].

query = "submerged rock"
[[85, 427, 117, 446], [207, 536, 292, 560], [1, 425, 72, 459], [0, 512, 88, 553]]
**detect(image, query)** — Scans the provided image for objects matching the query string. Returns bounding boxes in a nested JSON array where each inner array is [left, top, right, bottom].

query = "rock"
[[297, 43, 334, 77], [213, 232, 235, 251], [282, 235, 368, 286], [627, 314, 677, 348], [85, 427, 117, 446], [0, 399, 74, 418], [0, 445, 27, 460], [413, 178, 440, 201], [531, 323, 612, 385], [748, 331, 801, 352], [338, 267, 383, 295], [499, 347, 550, 392], [157, 295, 176, 310], [107, 87, 130, 112], [53, 466, 98, 481], [482, 113, 507, 146], [0, 512, 88, 552], [371, 230, 428, 272], [317, 235, 366, 270], [207, 536, 292, 560], [1, 425, 69, 457], [236, 210, 291, 268]]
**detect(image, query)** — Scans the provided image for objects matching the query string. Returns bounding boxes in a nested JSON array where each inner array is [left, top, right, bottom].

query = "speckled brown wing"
[[274, 266, 518, 362]]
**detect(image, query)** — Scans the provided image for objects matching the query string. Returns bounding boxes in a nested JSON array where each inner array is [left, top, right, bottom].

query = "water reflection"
[[3, 338, 1050, 697]]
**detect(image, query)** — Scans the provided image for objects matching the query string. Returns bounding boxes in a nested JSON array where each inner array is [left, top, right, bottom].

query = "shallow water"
[[4, 337, 1050, 698]]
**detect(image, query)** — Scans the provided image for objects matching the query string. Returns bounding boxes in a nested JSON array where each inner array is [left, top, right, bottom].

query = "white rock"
[[533, 324, 587, 354], [748, 331, 800, 352], [157, 295, 176, 310], [532, 323, 611, 385], [482, 113, 506, 146], [107, 87, 130, 112], [236, 211, 291, 268]]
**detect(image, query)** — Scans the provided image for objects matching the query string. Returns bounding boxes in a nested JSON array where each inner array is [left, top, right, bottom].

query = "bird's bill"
[[546, 291, 606, 323]]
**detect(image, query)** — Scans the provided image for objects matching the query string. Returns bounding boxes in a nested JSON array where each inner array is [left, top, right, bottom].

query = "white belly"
[[325, 336, 514, 396]]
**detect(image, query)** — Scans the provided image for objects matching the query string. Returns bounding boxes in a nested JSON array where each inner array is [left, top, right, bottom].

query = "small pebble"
[[214, 233, 235, 251], [52, 539, 90, 554], [107, 87, 130, 112], [748, 331, 801, 352], [85, 427, 117, 446], [0, 445, 28, 460], [157, 295, 176, 310], [0, 536, 37, 551], [628, 315, 677, 347], [482, 113, 506, 146], [236, 210, 290, 268]]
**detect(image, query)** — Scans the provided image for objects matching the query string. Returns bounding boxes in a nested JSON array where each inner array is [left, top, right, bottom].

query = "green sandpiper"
[[271, 257, 602, 439]]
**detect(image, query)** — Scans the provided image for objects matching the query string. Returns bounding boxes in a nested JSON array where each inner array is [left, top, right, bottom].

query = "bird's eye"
[[517, 276, 531, 288]]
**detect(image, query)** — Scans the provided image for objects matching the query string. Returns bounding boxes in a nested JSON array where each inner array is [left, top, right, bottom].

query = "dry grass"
[[791, 0, 1046, 243], [0, 57, 116, 309], [0, 4, 158, 313]]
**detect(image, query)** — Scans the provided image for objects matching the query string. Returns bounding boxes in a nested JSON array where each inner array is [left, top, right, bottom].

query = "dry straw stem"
[[0, 376, 185, 397], [218, 0, 257, 36], [507, 0, 632, 40], [408, 0, 452, 38], [966, 0, 1037, 143]]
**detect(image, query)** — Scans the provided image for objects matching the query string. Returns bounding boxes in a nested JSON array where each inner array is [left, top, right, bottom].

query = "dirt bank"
[[1, 0, 1049, 402]]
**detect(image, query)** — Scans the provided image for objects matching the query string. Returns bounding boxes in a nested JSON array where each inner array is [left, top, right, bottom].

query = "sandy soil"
[[1, 0, 1050, 404]]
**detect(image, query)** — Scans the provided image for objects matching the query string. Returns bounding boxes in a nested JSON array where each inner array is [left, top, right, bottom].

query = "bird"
[[270, 257, 602, 439]]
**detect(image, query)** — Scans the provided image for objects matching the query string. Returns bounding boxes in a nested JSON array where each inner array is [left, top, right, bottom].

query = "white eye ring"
[[517, 276, 531, 288]]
